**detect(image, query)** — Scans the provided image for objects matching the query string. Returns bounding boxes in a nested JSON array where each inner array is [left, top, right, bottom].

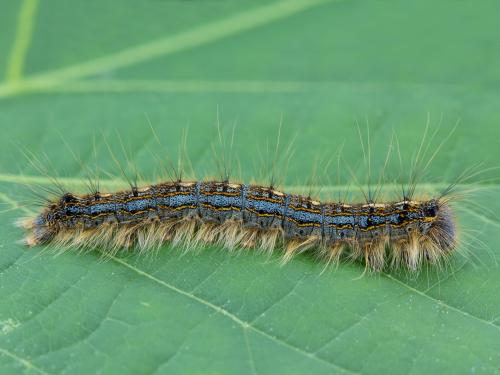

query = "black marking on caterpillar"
[[18, 180, 457, 271]]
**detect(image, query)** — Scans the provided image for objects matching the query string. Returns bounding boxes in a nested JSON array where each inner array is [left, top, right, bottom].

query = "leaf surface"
[[0, 1, 499, 374]]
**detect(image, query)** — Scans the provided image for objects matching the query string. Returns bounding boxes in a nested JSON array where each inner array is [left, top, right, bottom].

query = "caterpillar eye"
[[425, 206, 437, 217]]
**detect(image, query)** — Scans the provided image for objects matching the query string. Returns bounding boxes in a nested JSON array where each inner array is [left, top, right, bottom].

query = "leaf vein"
[[384, 274, 500, 331], [0, 347, 51, 375], [108, 254, 357, 374]]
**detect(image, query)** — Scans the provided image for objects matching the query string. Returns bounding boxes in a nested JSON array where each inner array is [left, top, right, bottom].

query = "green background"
[[0, 0, 499, 374]]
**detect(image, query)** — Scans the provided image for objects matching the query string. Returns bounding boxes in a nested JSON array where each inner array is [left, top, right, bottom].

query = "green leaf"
[[1, 0, 499, 374]]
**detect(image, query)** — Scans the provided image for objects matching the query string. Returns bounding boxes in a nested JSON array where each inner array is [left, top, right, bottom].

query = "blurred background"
[[1, 0, 499, 185]]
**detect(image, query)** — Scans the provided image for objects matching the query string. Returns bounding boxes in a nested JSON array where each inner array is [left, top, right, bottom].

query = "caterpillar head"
[[17, 200, 62, 246], [421, 199, 457, 253]]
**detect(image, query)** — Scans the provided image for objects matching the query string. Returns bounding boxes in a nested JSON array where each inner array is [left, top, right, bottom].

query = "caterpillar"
[[16, 124, 470, 272], [17, 177, 459, 272]]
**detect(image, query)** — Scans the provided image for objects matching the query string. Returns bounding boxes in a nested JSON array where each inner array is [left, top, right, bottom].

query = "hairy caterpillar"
[[18, 180, 456, 271], [16, 123, 470, 272]]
